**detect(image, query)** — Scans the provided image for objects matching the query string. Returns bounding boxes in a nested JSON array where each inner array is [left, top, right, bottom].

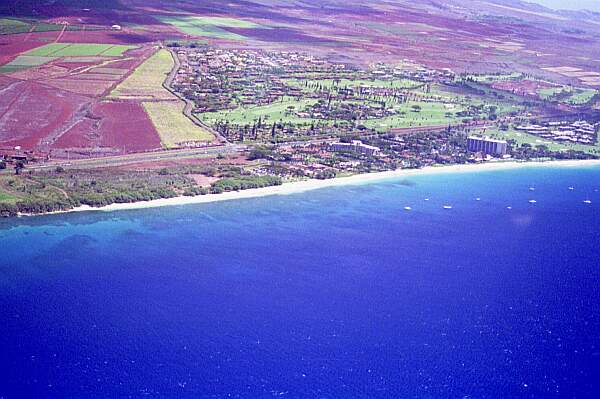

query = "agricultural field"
[[0, 18, 31, 35], [143, 101, 215, 148], [156, 16, 267, 41], [109, 49, 175, 100], [53, 101, 163, 154], [0, 55, 56, 73], [25, 43, 136, 57], [0, 18, 72, 35]]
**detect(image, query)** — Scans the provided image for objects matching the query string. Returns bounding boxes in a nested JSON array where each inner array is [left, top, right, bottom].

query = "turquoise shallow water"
[[0, 165, 599, 398]]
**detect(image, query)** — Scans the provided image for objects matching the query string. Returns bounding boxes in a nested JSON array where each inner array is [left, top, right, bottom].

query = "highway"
[[30, 145, 246, 171]]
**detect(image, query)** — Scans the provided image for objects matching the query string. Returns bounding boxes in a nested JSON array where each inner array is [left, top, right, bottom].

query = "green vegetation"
[[109, 49, 175, 100], [0, 164, 279, 217], [283, 78, 423, 91], [0, 18, 72, 35], [486, 128, 600, 156], [200, 97, 321, 126], [0, 43, 135, 74], [211, 175, 282, 193], [156, 15, 267, 40], [0, 55, 56, 74], [143, 101, 215, 148], [0, 18, 31, 35], [538, 86, 598, 105], [25, 43, 135, 57], [465, 72, 523, 83]]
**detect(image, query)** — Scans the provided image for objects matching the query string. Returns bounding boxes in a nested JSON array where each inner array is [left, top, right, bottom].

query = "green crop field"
[[156, 15, 267, 40], [143, 101, 215, 148], [109, 49, 175, 100], [0, 18, 31, 35], [0, 191, 17, 203], [0, 18, 73, 35], [25, 43, 135, 57], [25, 43, 70, 56], [0, 55, 56, 73]]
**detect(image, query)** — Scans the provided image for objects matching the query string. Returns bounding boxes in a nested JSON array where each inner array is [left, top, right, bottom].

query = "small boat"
[[583, 200, 592, 204], [424, 198, 430, 201], [443, 205, 452, 209], [569, 187, 574, 191], [476, 198, 481, 201], [404, 206, 412, 210], [529, 200, 537, 204], [507, 206, 512, 210], [529, 187, 535, 191]]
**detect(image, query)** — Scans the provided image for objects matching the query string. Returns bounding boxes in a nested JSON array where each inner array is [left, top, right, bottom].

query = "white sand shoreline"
[[19, 159, 600, 217]]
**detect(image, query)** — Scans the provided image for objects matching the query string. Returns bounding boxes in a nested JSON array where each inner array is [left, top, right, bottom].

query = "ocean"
[[1, 165, 599, 398]]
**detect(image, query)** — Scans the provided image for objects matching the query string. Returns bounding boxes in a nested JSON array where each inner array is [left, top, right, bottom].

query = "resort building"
[[467, 136, 508, 156], [328, 140, 381, 156]]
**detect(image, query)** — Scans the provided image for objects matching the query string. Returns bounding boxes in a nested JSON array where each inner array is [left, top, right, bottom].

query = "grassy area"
[[466, 72, 523, 83], [109, 49, 175, 100], [156, 15, 266, 40], [363, 101, 464, 130], [284, 78, 423, 90], [486, 128, 600, 155], [199, 87, 510, 133], [0, 190, 17, 203], [143, 101, 215, 148], [199, 97, 321, 126], [25, 43, 135, 57], [538, 86, 598, 105]]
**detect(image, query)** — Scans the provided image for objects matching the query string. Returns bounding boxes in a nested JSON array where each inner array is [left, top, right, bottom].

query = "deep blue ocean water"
[[1, 165, 599, 399]]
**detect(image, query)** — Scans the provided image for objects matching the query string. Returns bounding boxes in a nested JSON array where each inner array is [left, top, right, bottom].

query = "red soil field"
[[0, 81, 91, 150], [43, 78, 114, 96], [0, 35, 47, 65], [53, 101, 162, 154]]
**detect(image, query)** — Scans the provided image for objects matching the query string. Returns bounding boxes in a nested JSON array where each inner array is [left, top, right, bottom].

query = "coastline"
[[19, 159, 600, 217]]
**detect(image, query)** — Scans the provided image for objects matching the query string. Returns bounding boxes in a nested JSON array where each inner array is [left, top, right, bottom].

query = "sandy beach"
[[44, 159, 597, 216]]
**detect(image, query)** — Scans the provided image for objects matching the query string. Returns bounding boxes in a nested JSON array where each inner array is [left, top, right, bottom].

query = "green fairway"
[[284, 78, 423, 91], [199, 97, 321, 126], [538, 86, 598, 105], [156, 15, 267, 40], [486, 128, 600, 155], [362, 101, 464, 130]]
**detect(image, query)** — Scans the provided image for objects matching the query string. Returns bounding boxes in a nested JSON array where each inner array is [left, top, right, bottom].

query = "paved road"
[[162, 47, 229, 144], [30, 145, 247, 171]]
